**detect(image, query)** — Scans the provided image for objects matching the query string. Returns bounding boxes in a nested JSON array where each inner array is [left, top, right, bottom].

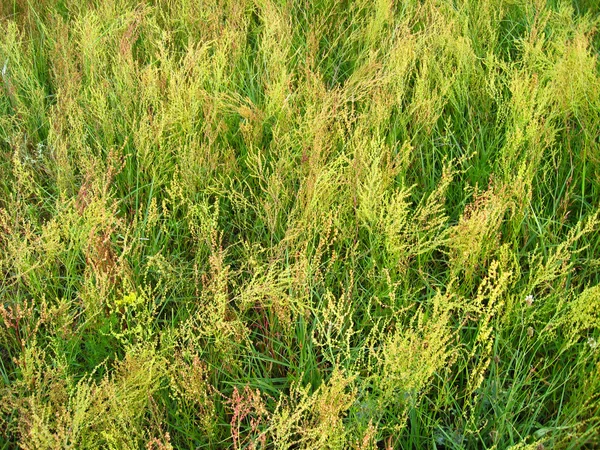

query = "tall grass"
[[1, 0, 599, 448]]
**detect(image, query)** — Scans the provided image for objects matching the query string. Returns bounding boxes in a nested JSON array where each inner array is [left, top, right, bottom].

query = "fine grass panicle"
[[1, 0, 600, 448]]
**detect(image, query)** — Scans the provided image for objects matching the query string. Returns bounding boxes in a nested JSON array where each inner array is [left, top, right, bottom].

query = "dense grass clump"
[[1, 0, 600, 448]]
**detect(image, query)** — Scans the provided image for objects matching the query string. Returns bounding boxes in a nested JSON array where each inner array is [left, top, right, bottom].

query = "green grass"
[[1, 0, 600, 448]]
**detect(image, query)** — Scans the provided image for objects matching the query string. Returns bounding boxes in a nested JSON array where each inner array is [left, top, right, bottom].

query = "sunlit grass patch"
[[1, 0, 600, 448]]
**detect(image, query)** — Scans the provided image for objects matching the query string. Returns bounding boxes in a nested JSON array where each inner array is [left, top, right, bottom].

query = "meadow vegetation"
[[1, 0, 600, 448]]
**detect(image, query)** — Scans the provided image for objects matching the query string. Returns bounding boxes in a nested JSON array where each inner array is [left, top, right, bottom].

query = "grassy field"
[[1, 0, 600, 448]]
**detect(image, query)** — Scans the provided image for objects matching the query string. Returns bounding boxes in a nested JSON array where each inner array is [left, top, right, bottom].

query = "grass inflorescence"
[[1, 0, 600, 448]]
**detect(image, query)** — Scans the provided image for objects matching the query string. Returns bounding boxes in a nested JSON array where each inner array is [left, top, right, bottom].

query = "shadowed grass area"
[[1, 0, 600, 448]]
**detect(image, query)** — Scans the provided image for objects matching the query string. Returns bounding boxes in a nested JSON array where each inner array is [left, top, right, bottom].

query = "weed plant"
[[1, 0, 600, 448]]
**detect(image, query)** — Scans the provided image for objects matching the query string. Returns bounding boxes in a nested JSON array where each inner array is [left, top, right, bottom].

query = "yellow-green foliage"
[[1, 0, 600, 448], [3, 344, 165, 449], [376, 291, 456, 418], [268, 368, 357, 449]]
